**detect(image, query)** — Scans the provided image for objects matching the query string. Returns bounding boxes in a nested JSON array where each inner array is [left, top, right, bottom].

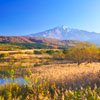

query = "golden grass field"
[[1, 49, 100, 90], [0, 49, 59, 53], [30, 63, 100, 89], [1, 49, 100, 99]]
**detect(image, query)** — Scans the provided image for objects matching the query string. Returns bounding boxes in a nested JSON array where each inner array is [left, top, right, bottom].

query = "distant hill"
[[28, 25, 100, 44], [0, 36, 81, 49], [0, 36, 33, 43]]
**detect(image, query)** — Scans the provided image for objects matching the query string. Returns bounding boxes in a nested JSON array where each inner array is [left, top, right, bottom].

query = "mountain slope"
[[0, 36, 80, 49], [0, 36, 33, 43], [28, 26, 100, 44]]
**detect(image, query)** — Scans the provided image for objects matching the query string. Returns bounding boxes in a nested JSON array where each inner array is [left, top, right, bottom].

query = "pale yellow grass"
[[0, 49, 34, 53], [11, 54, 51, 59], [0, 49, 59, 54], [31, 63, 100, 89]]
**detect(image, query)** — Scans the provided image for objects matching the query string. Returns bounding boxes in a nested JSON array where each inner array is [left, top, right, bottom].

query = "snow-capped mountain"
[[28, 25, 100, 44]]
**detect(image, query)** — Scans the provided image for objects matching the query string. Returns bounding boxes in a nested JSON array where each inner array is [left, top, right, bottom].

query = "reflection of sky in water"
[[0, 78, 27, 85]]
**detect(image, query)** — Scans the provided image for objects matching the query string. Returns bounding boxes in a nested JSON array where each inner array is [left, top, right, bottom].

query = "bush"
[[34, 50, 43, 54], [46, 50, 55, 55], [34, 50, 46, 54], [0, 53, 9, 58], [63, 49, 70, 54], [53, 52, 65, 60], [25, 51, 33, 54]]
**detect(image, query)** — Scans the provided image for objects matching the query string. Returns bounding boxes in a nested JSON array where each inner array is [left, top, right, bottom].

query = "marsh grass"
[[31, 63, 100, 90], [1, 67, 100, 100], [1, 49, 100, 99]]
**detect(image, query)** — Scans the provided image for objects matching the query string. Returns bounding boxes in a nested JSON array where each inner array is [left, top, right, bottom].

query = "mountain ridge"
[[28, 25, 100, 44], [0, 36, 81, 49]]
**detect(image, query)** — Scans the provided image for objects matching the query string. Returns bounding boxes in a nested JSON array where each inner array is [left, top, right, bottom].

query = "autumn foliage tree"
[[66, 43, 99, 65]]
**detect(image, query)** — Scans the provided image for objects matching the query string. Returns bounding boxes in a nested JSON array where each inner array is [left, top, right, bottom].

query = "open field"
[[0, 48, 100, 89], [0, 49, 59, 53], [29, 63, 100, 89], [0, 50, 52, 77], [1, 62, 100, 99], [1, 46, 100, 99]]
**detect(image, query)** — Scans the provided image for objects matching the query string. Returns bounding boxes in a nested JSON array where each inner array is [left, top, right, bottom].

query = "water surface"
[[0, 78, 27, 85]]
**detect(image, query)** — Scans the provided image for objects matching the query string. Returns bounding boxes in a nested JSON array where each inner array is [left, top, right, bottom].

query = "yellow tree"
[[85, 44, 99, 63], [66, 42, 99, 65]]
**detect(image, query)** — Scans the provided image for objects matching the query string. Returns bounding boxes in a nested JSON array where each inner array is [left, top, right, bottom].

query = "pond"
[[0, 78, 27, 85]]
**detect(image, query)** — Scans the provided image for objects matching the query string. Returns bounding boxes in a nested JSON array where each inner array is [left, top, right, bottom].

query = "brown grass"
[[31, 63, 100, 89]]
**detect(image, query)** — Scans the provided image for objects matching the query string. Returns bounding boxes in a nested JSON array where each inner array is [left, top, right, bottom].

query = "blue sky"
[[0, 0, 100, 36]]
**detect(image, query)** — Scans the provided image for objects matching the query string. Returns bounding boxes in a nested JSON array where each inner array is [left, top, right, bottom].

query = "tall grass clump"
[[1, 68, 100, 100]]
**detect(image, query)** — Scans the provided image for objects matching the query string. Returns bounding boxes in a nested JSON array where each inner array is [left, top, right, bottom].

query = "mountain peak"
[[27, 26, 100, 44], [56, 25, 70, 29], [62, 25, 71, 32], [55, 25, 71, 32], [62, 25, 69, 30]]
